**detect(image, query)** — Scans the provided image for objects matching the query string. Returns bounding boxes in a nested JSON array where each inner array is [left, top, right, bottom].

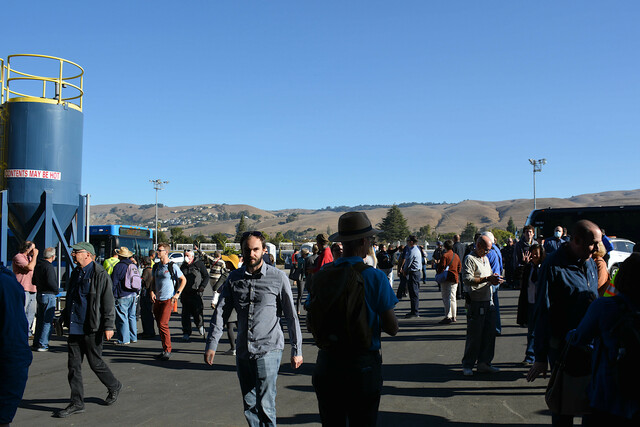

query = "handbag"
[[435, 255, 454, 284], [545, 342, 592, 416]]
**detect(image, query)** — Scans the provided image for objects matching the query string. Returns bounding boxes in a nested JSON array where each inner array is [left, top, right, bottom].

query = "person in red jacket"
[[437, 240, 462, 324], [313, 233, 333, 272]]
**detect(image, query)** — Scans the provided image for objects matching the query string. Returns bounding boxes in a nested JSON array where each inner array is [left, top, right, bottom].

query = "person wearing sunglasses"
[[55, 242, 122, 418]]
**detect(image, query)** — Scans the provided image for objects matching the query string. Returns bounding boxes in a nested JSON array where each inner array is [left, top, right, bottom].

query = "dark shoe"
[[154, 352, 166, 359], [104, 382, 122, 406], [438, 318, 452, 325], [159, 351, 171, 361], [404, 313, 419, 319], [54, 403, 85, 418]]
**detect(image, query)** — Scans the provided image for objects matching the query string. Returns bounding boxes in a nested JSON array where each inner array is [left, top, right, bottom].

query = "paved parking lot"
[[14, 270, 551, 426]]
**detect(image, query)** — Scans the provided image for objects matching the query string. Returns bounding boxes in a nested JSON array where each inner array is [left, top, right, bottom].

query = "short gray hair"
[[43, 247, 56, 259], [481, 231, 496, 244]]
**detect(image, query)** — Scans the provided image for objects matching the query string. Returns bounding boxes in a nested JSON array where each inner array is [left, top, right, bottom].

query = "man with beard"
[[205, 231, 302, 426]]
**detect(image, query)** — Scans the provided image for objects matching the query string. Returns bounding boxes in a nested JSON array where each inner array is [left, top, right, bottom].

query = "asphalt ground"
[[13, 269, 552, 426]]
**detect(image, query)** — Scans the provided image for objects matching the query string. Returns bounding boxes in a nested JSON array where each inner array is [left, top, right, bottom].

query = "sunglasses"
[[242, 231, 263, 239]]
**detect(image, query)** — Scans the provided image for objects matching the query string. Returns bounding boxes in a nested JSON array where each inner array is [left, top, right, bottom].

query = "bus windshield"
[[525, 205, 640, 243]]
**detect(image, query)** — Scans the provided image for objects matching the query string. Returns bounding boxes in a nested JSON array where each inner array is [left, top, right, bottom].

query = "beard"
[[247, 255, 263, 269]]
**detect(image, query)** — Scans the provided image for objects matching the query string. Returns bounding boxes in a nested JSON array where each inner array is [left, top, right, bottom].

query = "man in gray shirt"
[[401, 235, 423, 318], [205, 231, 303, 426]]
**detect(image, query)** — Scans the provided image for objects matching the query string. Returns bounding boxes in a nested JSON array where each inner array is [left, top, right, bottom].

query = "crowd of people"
[[1, 214, 638, 426]]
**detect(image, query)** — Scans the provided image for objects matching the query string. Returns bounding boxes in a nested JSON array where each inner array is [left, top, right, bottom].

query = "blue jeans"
[[236, 350, 282, 427], [525, 303, 535, 363], [24, 292, 37, 334], [462, 301, 496, 369], [114, 295, 137, 344], [34, 293, 56, 348], [406, 271, 421, 314], [492, 286, 502, 334]]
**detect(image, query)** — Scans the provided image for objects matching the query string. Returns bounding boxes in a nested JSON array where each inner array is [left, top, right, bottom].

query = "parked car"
[[169, 252, 185, 266], [607, 238, 635, 275]]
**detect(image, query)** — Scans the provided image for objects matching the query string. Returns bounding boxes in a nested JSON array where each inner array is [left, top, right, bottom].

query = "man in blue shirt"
[[527, 220, 601, 426], [0, 265, 32, 425], [483, 231, 504, 335], [55, 242, 122, 418], [401, 235, 423, 318], [311, 211, 399, 426], [205, 231, 303, 427], [543, 225, 564, 255]]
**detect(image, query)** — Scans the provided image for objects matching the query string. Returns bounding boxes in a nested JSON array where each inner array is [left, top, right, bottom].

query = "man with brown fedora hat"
[[310, 211, 399, 426], [110, 246, 139, 345]]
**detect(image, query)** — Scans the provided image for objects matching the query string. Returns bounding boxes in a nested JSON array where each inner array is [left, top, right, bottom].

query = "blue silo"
[[0, 54, 88, 266]]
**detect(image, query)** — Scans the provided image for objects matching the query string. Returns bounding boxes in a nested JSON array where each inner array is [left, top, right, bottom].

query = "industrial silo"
[[0, 54, 88, 266]]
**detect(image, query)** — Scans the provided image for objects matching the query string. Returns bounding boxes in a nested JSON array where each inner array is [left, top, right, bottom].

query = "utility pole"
[[528, 159, 546, 210], [149, 179, 169, 247]]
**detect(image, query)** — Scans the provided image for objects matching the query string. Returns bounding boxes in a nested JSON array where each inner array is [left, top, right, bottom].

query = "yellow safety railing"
[[3, 54, 84, 111], [1, 58, 5, 104]]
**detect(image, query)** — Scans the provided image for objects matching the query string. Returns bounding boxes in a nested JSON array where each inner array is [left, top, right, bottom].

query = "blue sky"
[[3, 1, 639, 210]]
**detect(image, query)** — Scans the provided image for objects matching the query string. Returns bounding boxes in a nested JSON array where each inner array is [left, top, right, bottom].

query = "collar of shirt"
[[334, 256, 363, 266], [242, 262, 265, 280], [76, 261, 94, 280]]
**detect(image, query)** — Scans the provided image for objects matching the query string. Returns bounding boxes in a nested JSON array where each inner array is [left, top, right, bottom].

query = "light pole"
[[528, 158, 546, 210], [149, 179, 169, 247]]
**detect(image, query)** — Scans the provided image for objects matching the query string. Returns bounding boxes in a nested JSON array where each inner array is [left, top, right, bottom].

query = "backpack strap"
[[167, 261, 178, 288], [352, 262, 372, 274]]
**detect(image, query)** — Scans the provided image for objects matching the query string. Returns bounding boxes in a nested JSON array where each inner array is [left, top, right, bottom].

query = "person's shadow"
[[20, 396, 103, 414]]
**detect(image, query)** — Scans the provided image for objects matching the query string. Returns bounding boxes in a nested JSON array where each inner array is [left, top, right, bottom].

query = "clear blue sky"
[[4, 1, 639, 210]]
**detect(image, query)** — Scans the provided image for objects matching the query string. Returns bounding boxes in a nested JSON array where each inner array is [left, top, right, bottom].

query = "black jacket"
[[33, 259, 59, 294], [63, 262, 115, 333], [180, 257, 209, 293]]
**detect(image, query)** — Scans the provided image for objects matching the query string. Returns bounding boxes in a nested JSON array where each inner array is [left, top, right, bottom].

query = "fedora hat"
[[116, 246, 134, 258], [329, 211, 380, 242]]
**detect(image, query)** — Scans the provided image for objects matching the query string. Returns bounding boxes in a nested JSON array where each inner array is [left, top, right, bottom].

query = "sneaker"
[[521, 359, 534, 367], [224, 348, 236, 356], [54, 403, 85, 418], [36, 346, 49, 352], [462, 368, 473, 376], [404, 312, 420, 319], [477, 363, 500, 374], [181, 334, 190, 342], [198, 326, 205, 336], [438, 318, 452, 325], [159, 352, 171, 361], [104, 382, 122, 406]]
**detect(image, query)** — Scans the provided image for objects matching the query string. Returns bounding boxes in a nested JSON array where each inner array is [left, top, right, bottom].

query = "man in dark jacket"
[[32, 247, 59, 351], [180, 249, 209, 341], [55, 242, 122, 418], [452, 235, 466, 299]]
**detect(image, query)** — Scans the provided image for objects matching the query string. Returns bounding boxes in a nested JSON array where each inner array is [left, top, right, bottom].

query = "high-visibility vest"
[[603, 269, 619, 297], [103, 257, 119, 275]]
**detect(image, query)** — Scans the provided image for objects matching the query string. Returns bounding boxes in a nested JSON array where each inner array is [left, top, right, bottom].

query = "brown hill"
[[90, 189, 640, 239]]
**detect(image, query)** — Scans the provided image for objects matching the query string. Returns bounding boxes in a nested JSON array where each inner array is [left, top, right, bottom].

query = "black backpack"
[[609, 296, 640, 401], [307, 262, 372, 351], [377, 252, 393, 269]]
